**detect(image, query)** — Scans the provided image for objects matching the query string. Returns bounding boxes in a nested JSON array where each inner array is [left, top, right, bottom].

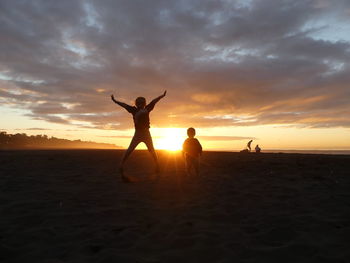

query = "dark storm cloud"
[[1, 0, 350, 129]]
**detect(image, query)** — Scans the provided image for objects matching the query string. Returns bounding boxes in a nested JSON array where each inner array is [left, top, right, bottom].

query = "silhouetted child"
[[247, 139, 253, 152], [111, 91, 166, 182], [182, 127, 202, 176], [255, 144, 261, 153]]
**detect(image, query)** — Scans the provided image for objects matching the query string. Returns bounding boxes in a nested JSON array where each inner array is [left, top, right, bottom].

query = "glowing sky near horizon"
[[1, 0, 350, 150]]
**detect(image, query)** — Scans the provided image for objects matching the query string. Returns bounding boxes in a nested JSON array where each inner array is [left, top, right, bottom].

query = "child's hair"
[[135, 97, 146, 107], [187, 127, 196, 137]]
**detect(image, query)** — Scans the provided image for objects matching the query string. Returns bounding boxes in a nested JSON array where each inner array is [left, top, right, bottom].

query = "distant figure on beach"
[[255, 144, 261, 153], [247, 140, 253, 152], [111, 91, 166, 182], [182, 128, 202, 176]]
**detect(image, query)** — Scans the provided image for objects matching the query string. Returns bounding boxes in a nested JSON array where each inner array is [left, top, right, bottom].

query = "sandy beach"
[[1, 149, 350, 263]]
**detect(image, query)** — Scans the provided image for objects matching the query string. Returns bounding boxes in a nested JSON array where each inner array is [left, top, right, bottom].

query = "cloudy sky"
[[1, 0, 350, 150]]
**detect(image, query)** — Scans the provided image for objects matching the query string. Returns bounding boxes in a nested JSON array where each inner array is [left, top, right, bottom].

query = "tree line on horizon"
[[0, 131, 117, 149]]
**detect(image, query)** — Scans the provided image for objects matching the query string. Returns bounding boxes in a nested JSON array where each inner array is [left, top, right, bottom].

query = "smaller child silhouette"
[[255, 144, 261, 153], [182, 127, 202, 176]]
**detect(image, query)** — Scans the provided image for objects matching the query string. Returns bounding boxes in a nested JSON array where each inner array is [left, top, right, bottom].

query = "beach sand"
[[1, 150, 350, 263]]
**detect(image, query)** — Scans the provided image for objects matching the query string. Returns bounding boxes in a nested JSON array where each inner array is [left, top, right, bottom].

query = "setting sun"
[[155, 128, 186, 151]]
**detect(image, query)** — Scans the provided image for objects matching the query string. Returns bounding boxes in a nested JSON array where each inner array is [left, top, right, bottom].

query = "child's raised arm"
[[111, 94, 134, 113], [146, 90, 167, 111]]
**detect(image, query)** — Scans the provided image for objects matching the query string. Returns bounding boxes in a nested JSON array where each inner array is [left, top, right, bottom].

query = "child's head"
[[187, 127, 196, 138], [135, 97, 146, 109]]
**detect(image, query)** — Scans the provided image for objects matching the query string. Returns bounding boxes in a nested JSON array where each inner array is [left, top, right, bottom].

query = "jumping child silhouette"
[[111, 91, 166, 181], [182, 127, 202, 176]]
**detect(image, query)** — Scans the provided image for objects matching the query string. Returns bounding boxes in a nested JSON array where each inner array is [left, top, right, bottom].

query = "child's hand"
[[162, 90, 167, 98], [111, 94, 115, 101]]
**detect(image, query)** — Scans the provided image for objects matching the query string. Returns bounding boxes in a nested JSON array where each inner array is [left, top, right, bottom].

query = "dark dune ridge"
[[1, 150, 350, 263]]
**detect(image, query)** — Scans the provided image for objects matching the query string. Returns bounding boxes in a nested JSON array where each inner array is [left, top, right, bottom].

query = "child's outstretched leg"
[[144, 136, 160, 174], [120, 136, 139, 181]]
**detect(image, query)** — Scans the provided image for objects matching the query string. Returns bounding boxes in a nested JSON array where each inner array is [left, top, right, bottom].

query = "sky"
[[1, 0, 350, 151]]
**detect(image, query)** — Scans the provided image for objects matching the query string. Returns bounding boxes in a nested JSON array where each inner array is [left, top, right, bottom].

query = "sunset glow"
[[154, 128, 186, 151], [2, 2, 350, 261], [1, 1, 350, 151]]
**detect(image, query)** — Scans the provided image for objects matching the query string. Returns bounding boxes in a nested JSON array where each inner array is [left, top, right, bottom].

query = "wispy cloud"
[[15, 128, 53, 131], [0, 0, 349, 130], [13, 128, 82, 132]]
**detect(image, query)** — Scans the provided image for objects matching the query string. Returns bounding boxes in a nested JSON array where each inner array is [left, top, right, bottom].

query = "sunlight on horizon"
[[154, 128, 186, 151], [2, 103, 350, 151]]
